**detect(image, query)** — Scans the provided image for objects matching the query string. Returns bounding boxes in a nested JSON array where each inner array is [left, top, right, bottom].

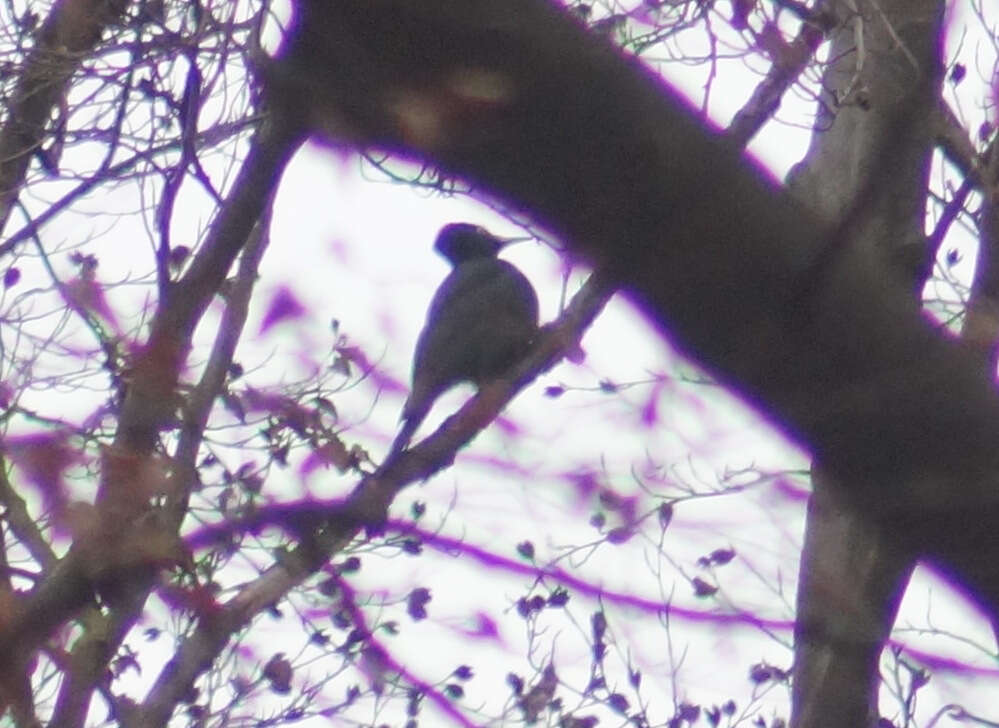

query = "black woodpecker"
[[394, 223, 539, 452]]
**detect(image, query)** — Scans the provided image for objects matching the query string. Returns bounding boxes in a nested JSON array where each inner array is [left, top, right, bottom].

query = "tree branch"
[[133, 271, 615, 726], [0, 114, 305, 679], [0, 0, 128, 233], [726, 1, 834, 148]]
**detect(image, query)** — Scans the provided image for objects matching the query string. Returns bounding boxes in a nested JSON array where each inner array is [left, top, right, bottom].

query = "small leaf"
[[628, 666, 641, 688], [749, 662, 776, 684], [585, 675, 605, 693], [606, 526, 633, 544], [259, 287, 306, 333], [548, 587, 569, 607], [658, 502, 674, 529], [516, 595, 546, 618], [691, 577, 718, 597], [517, 540, 535, 560], [519, 664, 557, 723], [299, 436, 353, 475], [591, 612, 607, 640], [401, 538, 422, 555], [678, 703, 700, 722], [407, 587, 431, 621], [709, 547, 736, 565], [607, 692, 629, 713], [314, 396, 337, 418], [330, 355, 351, 376], [337, 556, 361, 574], [561, 716, 599, 728], [598, 489, 623, 509], [263, 653, 293, 694]]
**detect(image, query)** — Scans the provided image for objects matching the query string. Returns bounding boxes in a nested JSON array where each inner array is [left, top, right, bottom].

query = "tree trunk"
[[787, 2, 946, 725]]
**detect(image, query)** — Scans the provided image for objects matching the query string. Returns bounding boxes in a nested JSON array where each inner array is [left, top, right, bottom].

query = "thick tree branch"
[[934, 101, 986, 184], [961, 143, 999, 369], [273, 0, 999, 614], [104, 115, 305, 470], [48, 197, 277, 728], [789, 1, 946, 724]]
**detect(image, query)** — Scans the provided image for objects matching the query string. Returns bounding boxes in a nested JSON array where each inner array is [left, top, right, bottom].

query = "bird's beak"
[[498, 235, 533, 248]]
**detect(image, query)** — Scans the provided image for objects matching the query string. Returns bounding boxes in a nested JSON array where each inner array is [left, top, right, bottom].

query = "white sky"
[[3, 0, 999, 725]]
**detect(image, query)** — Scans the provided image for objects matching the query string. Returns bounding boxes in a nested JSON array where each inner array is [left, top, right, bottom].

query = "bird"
[[393, 223, 539, 453]]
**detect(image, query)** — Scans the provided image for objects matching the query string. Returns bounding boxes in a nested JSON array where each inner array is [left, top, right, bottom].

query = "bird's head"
[[434, 223, 503, 265]]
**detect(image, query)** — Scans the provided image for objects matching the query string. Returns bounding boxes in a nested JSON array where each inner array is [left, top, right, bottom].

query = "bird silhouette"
[[393, 223, 539, 453]]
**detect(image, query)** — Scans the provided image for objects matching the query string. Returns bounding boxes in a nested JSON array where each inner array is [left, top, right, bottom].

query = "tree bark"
[[787, 1, 945, 725]]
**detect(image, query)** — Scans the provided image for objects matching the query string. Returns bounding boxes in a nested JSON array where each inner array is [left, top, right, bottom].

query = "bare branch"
[[726, 2, 835, 147], [0, 0, 129, 232], [0, 114, 304, 675]]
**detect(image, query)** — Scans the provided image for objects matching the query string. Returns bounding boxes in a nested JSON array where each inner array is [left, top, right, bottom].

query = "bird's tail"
[[383, 396, 428, 463]]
